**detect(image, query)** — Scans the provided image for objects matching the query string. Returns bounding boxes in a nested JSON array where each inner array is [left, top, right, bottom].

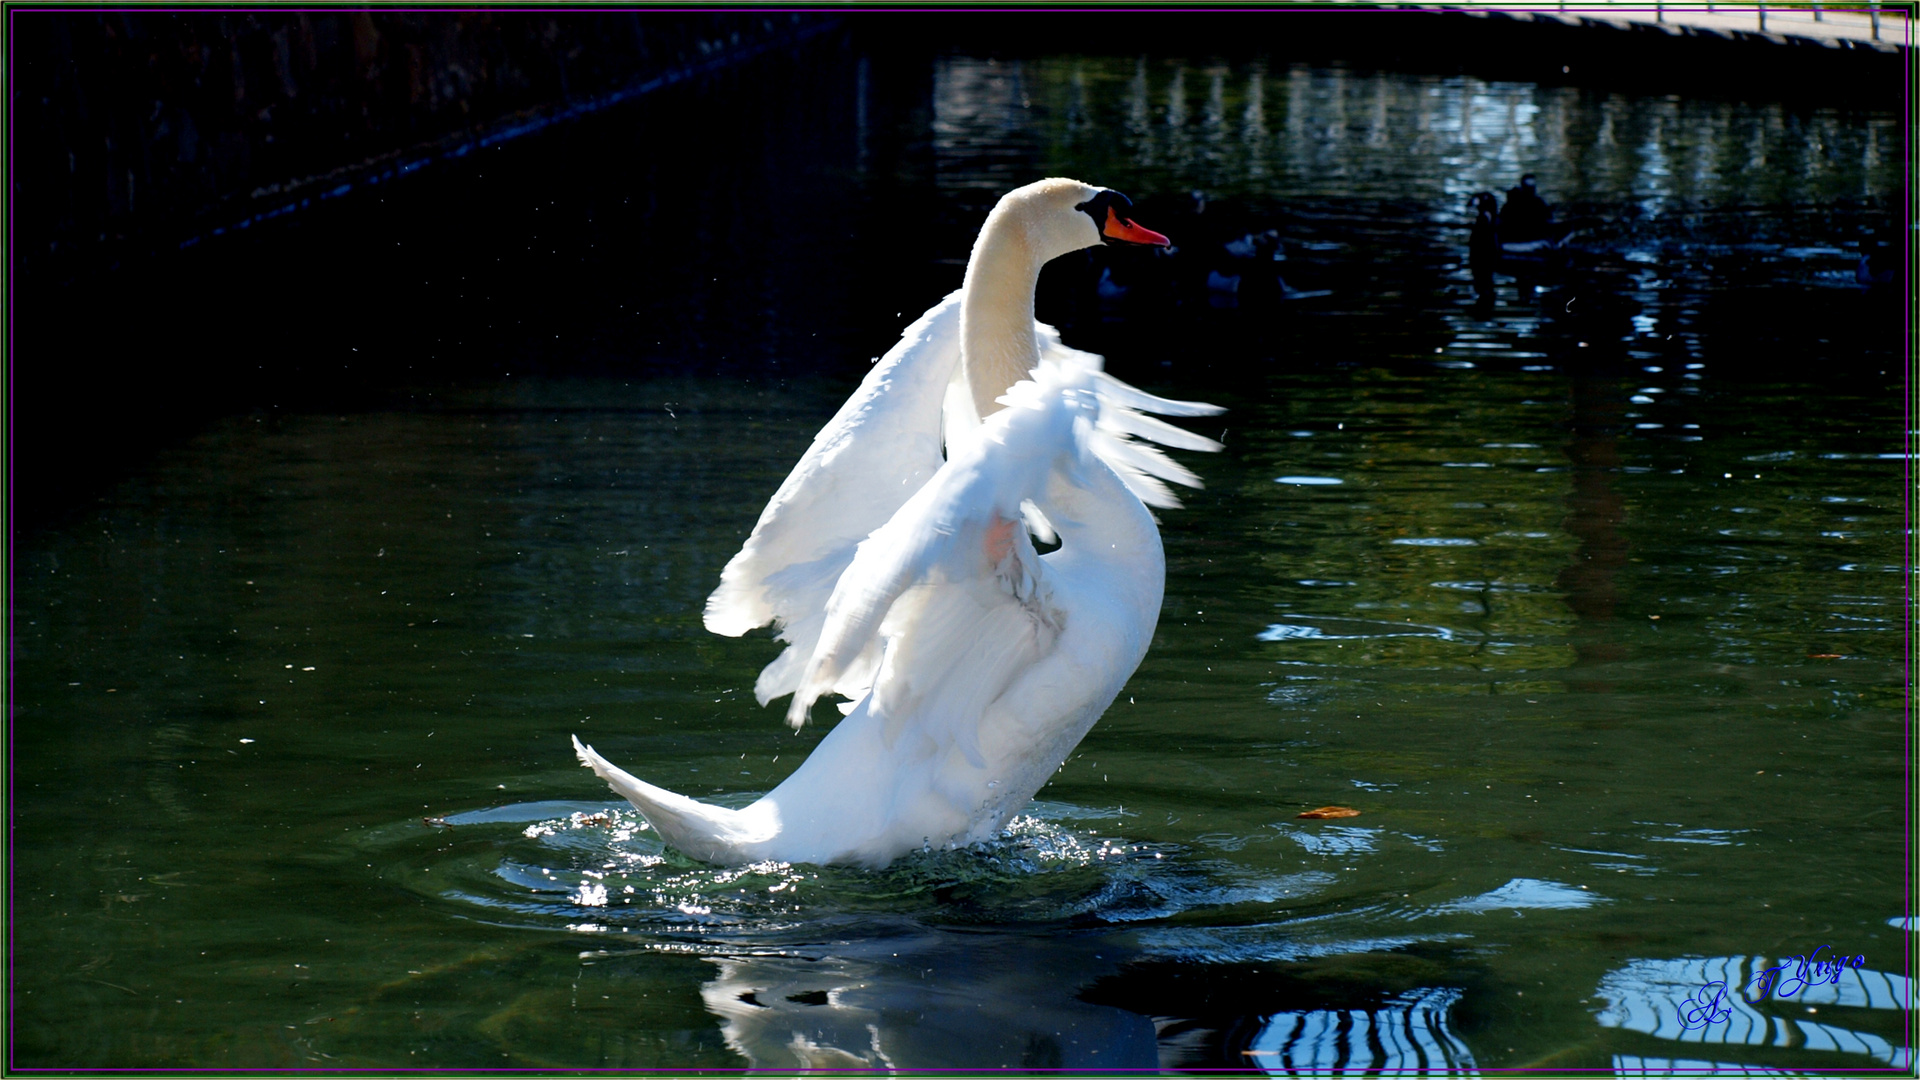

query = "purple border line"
[[3, 1060, 1904, 1068], [6, 5, 13, 1076], [1892, 0, 1917, 1061], [4, 5, 1916, 1076]]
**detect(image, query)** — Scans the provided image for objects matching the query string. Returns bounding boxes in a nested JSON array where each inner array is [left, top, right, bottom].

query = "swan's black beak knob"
[[1078, 190, 1170, 247]]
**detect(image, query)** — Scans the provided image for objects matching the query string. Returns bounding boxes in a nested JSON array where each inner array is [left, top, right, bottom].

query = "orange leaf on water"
[[1296, 806, 1361, 819]]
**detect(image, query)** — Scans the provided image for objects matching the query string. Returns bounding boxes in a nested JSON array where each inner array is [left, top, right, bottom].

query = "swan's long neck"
[[959, 213, 1047, 419]]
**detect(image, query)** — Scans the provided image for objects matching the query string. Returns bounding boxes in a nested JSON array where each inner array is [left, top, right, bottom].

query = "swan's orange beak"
[[1102, 206, 1170, 247]]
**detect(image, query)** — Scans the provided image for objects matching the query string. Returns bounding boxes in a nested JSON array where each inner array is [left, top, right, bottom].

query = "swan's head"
[[990, 178, 1170, 264]]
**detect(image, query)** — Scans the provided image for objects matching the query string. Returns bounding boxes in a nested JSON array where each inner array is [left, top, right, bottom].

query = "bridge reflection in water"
[[1195, 985, 1476, 1075], [1596, 954, 1914, 1072], [696, 939, 1913, 1073]]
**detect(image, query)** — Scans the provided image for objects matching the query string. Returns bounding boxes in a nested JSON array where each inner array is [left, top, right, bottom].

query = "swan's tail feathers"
[[571, 736, 776, 865]]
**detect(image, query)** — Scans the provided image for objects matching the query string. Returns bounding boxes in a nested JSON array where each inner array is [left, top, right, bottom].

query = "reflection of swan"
[[696, 926, 1481, 1073], [575, 178, 1221, 867], [699, 929, 1157, 1070]]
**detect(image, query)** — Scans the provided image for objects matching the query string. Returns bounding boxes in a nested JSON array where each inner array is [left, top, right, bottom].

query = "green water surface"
[[12, 43, 1911, 1073]]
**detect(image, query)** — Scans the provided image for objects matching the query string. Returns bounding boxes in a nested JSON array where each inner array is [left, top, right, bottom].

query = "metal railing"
[[1516, 2, 1896, 44]]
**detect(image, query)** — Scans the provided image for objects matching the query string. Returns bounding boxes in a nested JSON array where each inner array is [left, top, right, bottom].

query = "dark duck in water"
[[1467, 177, 1587, 303]]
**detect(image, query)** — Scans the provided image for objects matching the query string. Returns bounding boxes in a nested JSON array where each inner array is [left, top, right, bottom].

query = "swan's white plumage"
[[577, 178, 1221, 868], [702, 293, 965, 707]]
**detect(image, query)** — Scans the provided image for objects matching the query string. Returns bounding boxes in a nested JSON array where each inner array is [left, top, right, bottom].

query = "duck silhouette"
[[1857, 253, 1897, 289], [1467, 184, 1588, 304]]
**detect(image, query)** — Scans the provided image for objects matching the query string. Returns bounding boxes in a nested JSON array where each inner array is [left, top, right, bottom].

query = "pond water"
[[12, 28, 1911, 1072]]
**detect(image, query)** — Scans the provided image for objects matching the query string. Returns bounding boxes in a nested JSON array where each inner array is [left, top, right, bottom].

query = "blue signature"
[[1681, 947, 1866, 1029]]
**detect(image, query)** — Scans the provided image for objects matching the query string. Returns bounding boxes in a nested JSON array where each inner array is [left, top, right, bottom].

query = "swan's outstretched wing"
[[1033, 328, 1225, 510], [704, 292, 965, 706], [785, 358, 1221, 747], [783, 382, 1070, 736], [706, 291, 1221, 721]]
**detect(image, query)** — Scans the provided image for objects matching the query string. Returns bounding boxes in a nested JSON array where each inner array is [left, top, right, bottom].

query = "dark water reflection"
[[13, 28, 1909, 1072], [931, 54, 1897, 209]]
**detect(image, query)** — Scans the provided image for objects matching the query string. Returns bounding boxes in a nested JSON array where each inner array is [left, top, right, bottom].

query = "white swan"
[[573, 178, 1222, 868]]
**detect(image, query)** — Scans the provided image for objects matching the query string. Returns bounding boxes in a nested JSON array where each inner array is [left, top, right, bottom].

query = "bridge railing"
[[1460, 2, 1908, 45], [1543, 1, 1904, 42]]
